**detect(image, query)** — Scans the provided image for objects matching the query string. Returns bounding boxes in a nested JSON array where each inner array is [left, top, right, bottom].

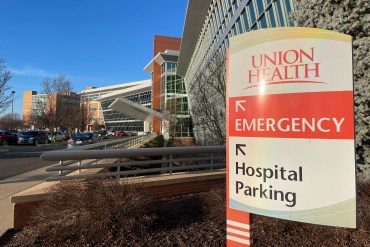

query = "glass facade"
[[160, 61, 193, 137], [100, 90, 152, 132], [184, 0, 295, 87], [80, 80, 152, 132], [31, 94, 46, 117], [181, 0, 295, 143], [81, 92, 109, 102]]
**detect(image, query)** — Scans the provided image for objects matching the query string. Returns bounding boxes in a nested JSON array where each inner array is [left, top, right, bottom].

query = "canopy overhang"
[[109, 97, 163, 123], [177, 0, 211, 77]]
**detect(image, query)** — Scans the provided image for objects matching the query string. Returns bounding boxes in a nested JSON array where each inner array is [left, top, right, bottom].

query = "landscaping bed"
[[1, 179, 369, 246]]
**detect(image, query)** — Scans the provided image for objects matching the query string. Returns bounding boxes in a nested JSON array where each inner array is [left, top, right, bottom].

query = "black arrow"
[[236, 144, 246, 156]]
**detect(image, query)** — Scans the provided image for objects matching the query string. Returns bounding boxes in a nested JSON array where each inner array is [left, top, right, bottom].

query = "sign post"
[[226, 27, 356, 246]]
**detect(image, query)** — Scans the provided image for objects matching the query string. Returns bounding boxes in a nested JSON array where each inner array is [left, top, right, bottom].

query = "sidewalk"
[[0, 164, 58, 236]]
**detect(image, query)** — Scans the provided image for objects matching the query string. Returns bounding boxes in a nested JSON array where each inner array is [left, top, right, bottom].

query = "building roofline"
[[144, 50, 180, 73], [177, 0, 211, 77], [79, 79, 151, 94], [96, 81, 152, 102]]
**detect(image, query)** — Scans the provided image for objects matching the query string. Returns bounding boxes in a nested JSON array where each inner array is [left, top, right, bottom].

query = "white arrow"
[[236, 100, 246, 112]]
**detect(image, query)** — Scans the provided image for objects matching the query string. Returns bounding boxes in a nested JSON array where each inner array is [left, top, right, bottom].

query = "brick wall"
[[146, 178, 225, 200]]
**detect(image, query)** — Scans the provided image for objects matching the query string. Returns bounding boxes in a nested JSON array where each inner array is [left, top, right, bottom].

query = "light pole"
[[11, 91, 15, 129], [11, 91, 15, 116]]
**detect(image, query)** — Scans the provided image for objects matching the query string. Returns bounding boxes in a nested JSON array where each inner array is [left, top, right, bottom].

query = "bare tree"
[[0, 113, 25, 130], [75, 101, 94, 132], [61, 97, 80, 133], [0, 57, 13, 114], [31, 74, 77, 133], [161, 97, 181, 139], [188, 53, 226, 145]]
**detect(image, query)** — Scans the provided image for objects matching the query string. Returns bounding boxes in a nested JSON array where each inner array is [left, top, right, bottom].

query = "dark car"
[[0, 130, 18, 145], [67, 132, 100, 148], [17, 131, 49, 145], [97, 130, 108, 139]]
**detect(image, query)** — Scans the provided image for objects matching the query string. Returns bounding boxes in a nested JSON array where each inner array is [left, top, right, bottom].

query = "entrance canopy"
[[108, 97, 164, 123]]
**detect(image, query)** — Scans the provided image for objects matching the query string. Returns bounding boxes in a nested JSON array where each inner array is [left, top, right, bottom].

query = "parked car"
[[67, 132, 100, 148], [107, 130, 116, 136], [17, 130, 49, 145], [115, 131, 128, 137], [0, 130, 18, 145], [98, 130, 108, 139], [61, 131, 71, 140], [47, 131, 63, 143]]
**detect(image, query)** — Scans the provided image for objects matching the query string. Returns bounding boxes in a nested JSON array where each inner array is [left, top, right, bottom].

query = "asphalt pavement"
[[0, 162, 59, 236]]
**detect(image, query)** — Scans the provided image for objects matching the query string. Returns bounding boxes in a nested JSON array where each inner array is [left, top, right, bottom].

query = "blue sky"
[[0, 0, 188, 115]]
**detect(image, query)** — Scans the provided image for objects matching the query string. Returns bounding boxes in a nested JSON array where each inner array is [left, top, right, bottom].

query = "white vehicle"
[[47, 131, 63, 143], [107, 130, 116, 136]]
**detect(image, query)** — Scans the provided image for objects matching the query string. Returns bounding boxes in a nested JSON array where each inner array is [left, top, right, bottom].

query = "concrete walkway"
[[0, 163, 58, 236]]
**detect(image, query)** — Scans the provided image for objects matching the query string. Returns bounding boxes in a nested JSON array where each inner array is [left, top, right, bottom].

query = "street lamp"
[[10, 91, 15, 129], [11, 91, 15, 116]]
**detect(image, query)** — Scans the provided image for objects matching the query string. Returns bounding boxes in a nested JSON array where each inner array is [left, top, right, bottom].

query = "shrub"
[[202, 185, 226, 225], [9, 178, 152, 246], [140, 135, 165, 148]]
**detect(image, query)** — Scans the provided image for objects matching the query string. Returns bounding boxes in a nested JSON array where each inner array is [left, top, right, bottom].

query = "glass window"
[[251, 23, 258, 30], [236, 17, 243, 34], [285, 0, 292, 13], [233, 0, 239, 10], [284, 0, 294, 26], [265, 0, 273, 5], [276, 0, 286, 26], [232, 25, 237, 36], [256, 0, 265, 16], [225, 37, 229, 48], [267, 5, 277, 27], [215, 10, 220, 29], [242, 9, 250, 31], [218, 2, 224, 20], [248, 3, 256, 24], [259, 14, 268, 28], [166, 62, 177, 73]]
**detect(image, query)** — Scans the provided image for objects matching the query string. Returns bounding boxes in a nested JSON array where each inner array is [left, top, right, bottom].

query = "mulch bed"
[[1, 182, 369, 247], [0, 192, 226, 247]]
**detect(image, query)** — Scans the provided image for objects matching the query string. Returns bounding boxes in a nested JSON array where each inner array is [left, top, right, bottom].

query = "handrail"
[[41, 145, 225, 161], [41, 145, 226, 182], [63, 133, 157, 151]]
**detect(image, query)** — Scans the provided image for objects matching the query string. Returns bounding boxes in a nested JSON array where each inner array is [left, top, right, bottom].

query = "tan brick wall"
[[22, 91, 36, 124], [147, 178, 225, 200]]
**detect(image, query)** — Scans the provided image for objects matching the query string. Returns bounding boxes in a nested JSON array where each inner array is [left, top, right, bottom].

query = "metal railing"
[[65, 133, 157, 151], [41, 144, 226, 182]]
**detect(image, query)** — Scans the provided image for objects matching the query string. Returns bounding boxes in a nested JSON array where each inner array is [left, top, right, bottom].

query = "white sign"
[[227, 27, 356, 228]]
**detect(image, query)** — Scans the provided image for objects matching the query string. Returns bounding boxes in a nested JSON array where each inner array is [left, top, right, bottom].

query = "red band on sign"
[[228, 91, 354, 139]]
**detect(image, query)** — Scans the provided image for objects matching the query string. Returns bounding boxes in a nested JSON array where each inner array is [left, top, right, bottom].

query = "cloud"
[[9, 66, 59, 78], [9, 66, 108, 82]]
